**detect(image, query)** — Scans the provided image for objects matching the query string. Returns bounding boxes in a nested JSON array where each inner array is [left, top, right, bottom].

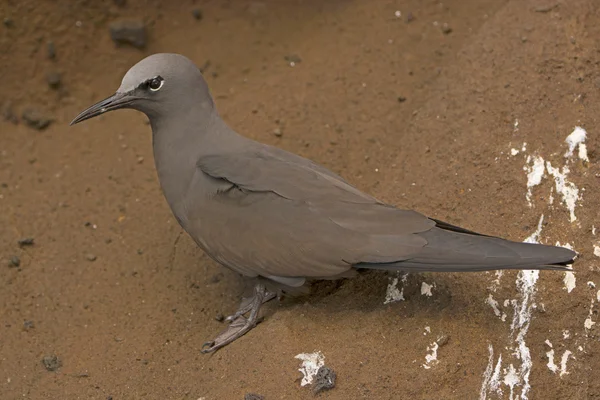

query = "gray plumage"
[[71, 53, 576, 352]]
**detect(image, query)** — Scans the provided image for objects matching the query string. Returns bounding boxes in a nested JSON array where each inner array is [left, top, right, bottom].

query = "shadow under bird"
[[71, 53, 576, 353]]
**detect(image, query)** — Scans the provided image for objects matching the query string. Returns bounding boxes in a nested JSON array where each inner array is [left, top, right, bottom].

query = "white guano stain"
[[422, 342, 439, 369], [486, 294, 507, 322], [520, 129, 584, 220], [555, 242, 576, 293], [384, 272, 407, 304], [524, 155, 545, 207], [295, 351, 325, 386], [593, 244, 600, 258], [481, 218, 544, 400], [563, 272, 576, 293], [524, 214, 544, 244], [545, 340, 572, 377], [559, 351, 573, 377], [421, 282, 434, 296], [545, 162, 580, 223], [584, 316, 596, 330], [584, 295, 596, 333], [564, 126, 588, 162], [502, 364, 520, 399], [480, 345, 503, 400]]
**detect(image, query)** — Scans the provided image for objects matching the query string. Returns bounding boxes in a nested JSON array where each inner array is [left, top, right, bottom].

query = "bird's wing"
[[193, 147, 436, 281], [197, 145, 378, 204]]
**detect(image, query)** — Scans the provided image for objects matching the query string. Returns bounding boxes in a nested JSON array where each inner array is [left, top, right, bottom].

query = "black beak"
[[70, 92, 136, 126]]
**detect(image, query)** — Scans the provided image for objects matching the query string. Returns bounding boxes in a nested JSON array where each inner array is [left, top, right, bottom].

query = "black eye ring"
[[146, 76, 164, 91]]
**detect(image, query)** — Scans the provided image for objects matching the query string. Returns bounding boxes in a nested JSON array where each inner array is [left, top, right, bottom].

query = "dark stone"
[[2, 101, 18, 124], [22, 108, 52, 130], [191, 8, 203, 20], [18, 238, 35, 247], [47, 41, 56, 59], [3, 18, 14, 28], [109, 19, 147, 49], [23, 320, 34, 330], [397, 96, 407, 103], [42, 355, 62, 371], [313, 366, 336, 394], [8, 255, 20, 267], [46, 71, 61, 89], [244, 394, 265, 400]]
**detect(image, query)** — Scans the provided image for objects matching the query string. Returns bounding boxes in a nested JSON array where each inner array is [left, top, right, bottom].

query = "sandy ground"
[[1, 0, 599, 399]]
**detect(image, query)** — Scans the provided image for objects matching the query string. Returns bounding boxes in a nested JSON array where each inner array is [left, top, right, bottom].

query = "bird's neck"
[[149, 106, 241, 213]]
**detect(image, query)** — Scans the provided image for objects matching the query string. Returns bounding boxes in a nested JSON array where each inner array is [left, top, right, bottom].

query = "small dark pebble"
[[437, 334, 450, 347], [47, 41, 56, 59], [109, 19, 146, 49], [23, 320, 34, 330], [8, 255, 20, 267], [313, 366, 336, 394], [406, 11, 414, 22], [397, 96, 407, 103], [22, 108, 52, 130], [113, 0, 126, 6], [199, 60, 211, 73], [535, 4, 558, 13], [137, 249, 144, 255], [209, 273, 223, 283], [46, 71, 61, 89], [3, 17, 13, 27], [244, 394, 265, 400], [215, 313, 224, 322], [42, 355, 62, 371], [18, 238, 35, 247], [75, 372, 90, 378], [85, 254, 97, 262], [107, 397, 113, 400], [2, 101, 19, 124], [441, 23, 452, 34], [191, 8, 203, 20]]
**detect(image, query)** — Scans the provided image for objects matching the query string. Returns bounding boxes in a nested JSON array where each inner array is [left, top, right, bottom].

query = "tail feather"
[[355, 225, 576, 273]]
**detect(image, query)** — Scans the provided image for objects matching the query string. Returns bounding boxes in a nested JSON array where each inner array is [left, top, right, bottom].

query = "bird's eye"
[[147, 76, 164, 91]]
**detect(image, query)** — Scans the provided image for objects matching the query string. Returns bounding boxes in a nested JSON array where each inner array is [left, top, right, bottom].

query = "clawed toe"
[[201, 341, 216, 353], [200, 283, 276, 353]]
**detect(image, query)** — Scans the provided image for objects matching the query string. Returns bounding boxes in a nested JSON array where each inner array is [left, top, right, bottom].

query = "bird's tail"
[[356, 224, 576, 273]]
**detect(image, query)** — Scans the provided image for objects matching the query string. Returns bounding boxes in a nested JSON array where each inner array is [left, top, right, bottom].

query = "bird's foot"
[[201, 283, 275, 353]]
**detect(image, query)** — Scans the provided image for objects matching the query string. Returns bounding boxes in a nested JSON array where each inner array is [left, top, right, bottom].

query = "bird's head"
[[70, 53, 213, 126]]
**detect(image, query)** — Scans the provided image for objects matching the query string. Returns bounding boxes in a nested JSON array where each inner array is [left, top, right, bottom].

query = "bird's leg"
[[201, 283, 275, 353], [224, 289, 277, 323]]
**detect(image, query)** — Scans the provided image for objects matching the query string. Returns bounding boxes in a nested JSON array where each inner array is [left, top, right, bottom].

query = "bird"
[[71, 53, 576, 353]]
